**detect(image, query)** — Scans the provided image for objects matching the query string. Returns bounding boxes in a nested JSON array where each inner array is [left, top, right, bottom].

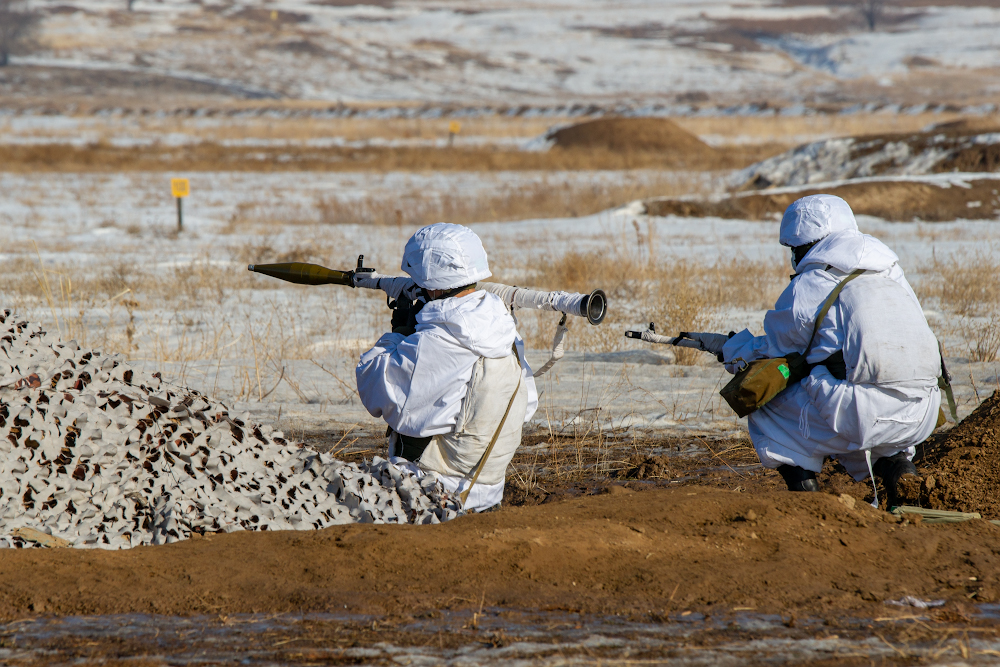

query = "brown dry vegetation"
[[0, 141, 780, 173], [646, 179, 1000, 222], [3, 113, 998, 174], [1, 110, 983, 147], [227, 175, 712, 228], [6, 220, 995, 372], [672, 112, 984, 146], [920, 249, 1000, 317], [0, 113, 564, 143], [521, 231, 789, 362], [918, 249, 1000, 362], [0, 216, 787, 375]]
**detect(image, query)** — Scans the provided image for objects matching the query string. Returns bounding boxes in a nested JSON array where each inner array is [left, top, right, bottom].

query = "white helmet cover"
[[401, 223, 492, 290], [779, 194, 859, 247]]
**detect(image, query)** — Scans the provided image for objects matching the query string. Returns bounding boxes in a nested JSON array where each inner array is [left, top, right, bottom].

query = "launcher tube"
[[352, 273, 607, 325]]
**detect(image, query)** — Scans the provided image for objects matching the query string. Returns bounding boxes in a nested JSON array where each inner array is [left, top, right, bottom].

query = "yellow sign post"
[[171, 178, 189, 232], [448, 121, 461, 146]]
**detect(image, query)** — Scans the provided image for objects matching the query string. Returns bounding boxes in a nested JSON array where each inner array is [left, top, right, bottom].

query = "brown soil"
[[0, 424, 996, 623], [619, 453, 672, 480], [645, 178, 1000, 222], [1, 482, 997, 621], [3, 413, 1000, 624], [549, 117, 715, 158], [914, 390, 1000, 517]]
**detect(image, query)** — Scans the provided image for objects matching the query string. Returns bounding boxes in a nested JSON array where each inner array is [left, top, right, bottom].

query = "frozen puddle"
[[2, 609, 999, 665]]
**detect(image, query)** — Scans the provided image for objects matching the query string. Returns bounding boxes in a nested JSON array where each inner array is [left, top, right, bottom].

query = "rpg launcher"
[[249, 255, 607, 325]]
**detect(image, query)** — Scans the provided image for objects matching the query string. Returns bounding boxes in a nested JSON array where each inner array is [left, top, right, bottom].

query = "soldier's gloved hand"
[[674, 332, 732, 362], [389, 296, 424, 335]]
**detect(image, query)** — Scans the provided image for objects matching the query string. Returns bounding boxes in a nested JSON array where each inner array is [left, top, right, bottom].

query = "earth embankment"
[[643, 177, 1000, 221], [916, 390, 1000, 517], [0, 484, 995, 619]]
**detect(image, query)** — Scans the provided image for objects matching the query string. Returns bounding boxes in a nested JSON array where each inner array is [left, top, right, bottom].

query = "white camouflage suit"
[[356, 224, 538, 512], [722, 195, 942, 480]]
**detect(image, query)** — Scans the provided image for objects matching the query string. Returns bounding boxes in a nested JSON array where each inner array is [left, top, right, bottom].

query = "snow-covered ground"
[[2, 169, 998, 443], [13, 0, 1000, 105], [731, 134, 1000, 189]]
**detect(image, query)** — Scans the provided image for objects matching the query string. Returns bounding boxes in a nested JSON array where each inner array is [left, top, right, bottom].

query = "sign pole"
[[170, 177, 190, 233]]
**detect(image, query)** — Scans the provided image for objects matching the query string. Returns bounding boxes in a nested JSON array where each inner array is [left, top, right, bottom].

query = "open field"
[[9, 0, 1000, 109], [2, 167, 999, 439], [0, 140, 779, 173], [2, 0, 1000, 658], [2, 106, 1000, 662], [1, 109, 977, 149]]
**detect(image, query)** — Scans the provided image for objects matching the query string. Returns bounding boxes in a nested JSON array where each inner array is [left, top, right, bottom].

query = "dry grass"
[[517, 223, 788, 360], [0, 141, 782, 173], [225, 174, 713, 228], [2, 112, 994, 165], [12, 112, 976, 148], [918, 249, 1000, 317], [0, 115, 565, 143], [6, 112, 994, 174], [1, 220, 791, 405], [960, 315, 1000, 362], [916, 249, 1000, 362], [673, 112, 985, 146]]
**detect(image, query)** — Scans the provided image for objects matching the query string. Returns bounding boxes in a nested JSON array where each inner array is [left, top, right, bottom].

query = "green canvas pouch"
[[720, 353, 811, 418], [719, 269, 865, 418]]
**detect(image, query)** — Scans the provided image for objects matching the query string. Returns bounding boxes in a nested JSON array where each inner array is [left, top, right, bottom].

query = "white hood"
[[401, 223, 492, 291], [357, 291, 537, 437], [780, 194, 858, 247], [416, 291, 517, 358], [796, 229, 900, 274]]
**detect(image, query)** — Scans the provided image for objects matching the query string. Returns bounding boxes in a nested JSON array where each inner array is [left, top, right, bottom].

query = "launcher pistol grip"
[[347, 254, 376, 287]]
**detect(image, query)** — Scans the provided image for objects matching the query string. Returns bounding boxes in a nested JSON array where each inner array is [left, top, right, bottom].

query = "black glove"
[[389, 296, 425, 335]]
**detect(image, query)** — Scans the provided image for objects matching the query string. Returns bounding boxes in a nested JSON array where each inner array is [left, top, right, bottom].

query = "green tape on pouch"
[[778, 364, 790, 379]]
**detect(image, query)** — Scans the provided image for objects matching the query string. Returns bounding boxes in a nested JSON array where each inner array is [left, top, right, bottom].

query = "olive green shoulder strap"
[[938, 339, 959, 423], [804, 269, 866, 357]]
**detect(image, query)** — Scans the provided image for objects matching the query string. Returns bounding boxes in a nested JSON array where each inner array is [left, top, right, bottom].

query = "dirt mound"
[[1, 485, 998, 619], [914, 390, 1000, 518], [548, 117, 715, 156], [619, 454, 671, 480], [644, 177, 1000, 222]]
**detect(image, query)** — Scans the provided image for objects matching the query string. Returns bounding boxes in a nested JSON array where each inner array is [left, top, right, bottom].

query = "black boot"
[[873, 452, 919, 507], [777, 464, 820, 492]]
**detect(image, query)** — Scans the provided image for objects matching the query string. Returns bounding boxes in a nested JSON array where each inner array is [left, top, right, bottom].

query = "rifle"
[[248, 256, 607, 325]]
